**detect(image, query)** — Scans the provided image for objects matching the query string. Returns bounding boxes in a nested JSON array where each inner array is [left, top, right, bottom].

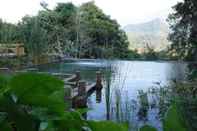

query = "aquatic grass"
[[140, 125, 157, 131], [87, 120, 128, 131], [138, 90, 149, 121], [148, 84, 173, 120], [103, 61, 139, 129], [103, 61, 113, 120]]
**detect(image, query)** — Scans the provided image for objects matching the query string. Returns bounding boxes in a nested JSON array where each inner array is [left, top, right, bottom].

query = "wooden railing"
[[0, 43, 25, 57]]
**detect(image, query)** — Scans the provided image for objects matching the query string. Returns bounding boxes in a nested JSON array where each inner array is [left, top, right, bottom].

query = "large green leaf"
[[9, 73, 66, 114], [0, 75, 9, 95], [87, 121, 128, 131], [0, 112, 12, 131], [163, 103, 187, 131], [0, 120, 12, 131], [0, 94, 37, 131], [51, 111, 86, 131]]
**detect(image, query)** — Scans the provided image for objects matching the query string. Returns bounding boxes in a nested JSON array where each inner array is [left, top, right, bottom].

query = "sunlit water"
[[37, 60, 188, 130]]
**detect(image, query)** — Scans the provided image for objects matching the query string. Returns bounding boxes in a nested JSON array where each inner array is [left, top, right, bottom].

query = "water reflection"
[[96, 89, 102, 103], [37, 60, 188, 130]]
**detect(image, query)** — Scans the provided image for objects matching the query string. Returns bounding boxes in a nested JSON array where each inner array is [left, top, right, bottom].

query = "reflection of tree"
[[187, 63, 197, 80], [104, 61, 137, 125], [148, 84, 172, 120], [96, 89, 102, 103], [137, 90, 149, 121], [102, 60, 113, 120], [168, 62, 188, 82]]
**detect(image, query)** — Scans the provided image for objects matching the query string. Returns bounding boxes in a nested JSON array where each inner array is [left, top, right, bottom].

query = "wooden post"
[[78, 81, 86, 96], [72, 96, 87, 108], [73, 81, 87, 108], [96, 71, 102, 90], [96, 89, 102, 103], [75, 71, 81, 81]]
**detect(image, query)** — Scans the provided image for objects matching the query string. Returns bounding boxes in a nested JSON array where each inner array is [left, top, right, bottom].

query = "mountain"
[[123, 18, 170, 53]]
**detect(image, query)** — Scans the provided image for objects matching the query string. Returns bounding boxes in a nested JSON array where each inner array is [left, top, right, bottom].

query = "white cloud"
[[0, 0, 182, 26]]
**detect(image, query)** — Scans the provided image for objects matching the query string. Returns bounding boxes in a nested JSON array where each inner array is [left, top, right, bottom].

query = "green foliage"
[[9, 73, 66, 114], [163, 104, 187, 131], [0, 73, 129, 131], [0, 73, 77, 130], [168, 0, 197, 61], [0, 2, 130, 61], [76, 1, 129, 58], [0, 75, 8, 89], [0, 19, 21, 43], [0, 57, 27, 69], [173, 80, 197, 131], [141, 45, 158, 60], [140, 125, 157, 131], [88, 120, 128, 131], [19, 16, 49, 64], [125, 50, 141, 59]]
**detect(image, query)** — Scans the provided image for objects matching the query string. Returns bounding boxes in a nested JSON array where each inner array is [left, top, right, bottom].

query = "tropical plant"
[[163, 104, 187, 131], [0, 73, 128, 131]]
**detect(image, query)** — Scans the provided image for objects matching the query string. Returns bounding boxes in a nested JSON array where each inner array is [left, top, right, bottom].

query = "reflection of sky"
[[109, 61, 187, 94], [37, 60, 188, 130]]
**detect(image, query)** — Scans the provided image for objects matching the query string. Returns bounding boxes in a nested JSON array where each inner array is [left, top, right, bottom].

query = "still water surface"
[[37, 60, 188, 130]]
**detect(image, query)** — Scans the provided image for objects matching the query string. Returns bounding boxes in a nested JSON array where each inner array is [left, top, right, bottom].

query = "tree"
[[79, 1, 129, 58], [38, 3, 78, 58], [0, 19, 21, 43], [19, 16, 48, 64], [168, 0, 197, 61], [0, 1, 130, 61]]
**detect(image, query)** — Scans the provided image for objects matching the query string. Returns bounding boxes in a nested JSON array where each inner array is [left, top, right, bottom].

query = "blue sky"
[[0, 0, 182, 26]]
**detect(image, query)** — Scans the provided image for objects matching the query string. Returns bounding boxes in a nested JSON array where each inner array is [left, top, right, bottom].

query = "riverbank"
[[1, 55, 196, 74]]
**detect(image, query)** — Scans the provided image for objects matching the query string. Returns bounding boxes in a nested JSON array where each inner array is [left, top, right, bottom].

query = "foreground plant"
[[0, 73, 128, 131]]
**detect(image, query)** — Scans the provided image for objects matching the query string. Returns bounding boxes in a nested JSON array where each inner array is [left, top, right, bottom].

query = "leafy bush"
[[173, 80, 197, 131], [0, 57, 29, 69], [0, 75, 8, 89], [163, 104, 187, 131]]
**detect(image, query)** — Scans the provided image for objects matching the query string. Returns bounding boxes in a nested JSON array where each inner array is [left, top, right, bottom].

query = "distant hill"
[[123, 18, 170, 53]]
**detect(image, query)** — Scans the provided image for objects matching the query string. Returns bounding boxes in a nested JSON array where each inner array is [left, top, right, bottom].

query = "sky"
[[0, 0, 182, 26]]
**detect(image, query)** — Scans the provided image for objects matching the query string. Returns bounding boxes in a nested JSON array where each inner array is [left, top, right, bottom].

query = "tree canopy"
[[0, 2, 130, 61], [168, 0, 197, 61]]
